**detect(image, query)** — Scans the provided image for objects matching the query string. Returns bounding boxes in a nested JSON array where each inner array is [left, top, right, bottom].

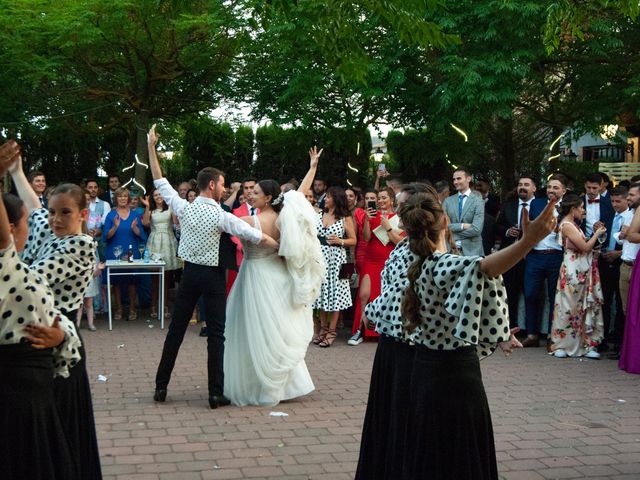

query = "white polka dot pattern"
[[21, 209, 95, 312], [0, 241, 82, 377], [366, 247, 510, 359]]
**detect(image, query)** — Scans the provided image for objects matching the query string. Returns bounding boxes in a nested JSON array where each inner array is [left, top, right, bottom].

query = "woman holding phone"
[[349, 187, 403, 345]]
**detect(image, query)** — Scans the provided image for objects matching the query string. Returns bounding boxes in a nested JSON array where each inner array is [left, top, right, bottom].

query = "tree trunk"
[[500, 117, 516, 197]]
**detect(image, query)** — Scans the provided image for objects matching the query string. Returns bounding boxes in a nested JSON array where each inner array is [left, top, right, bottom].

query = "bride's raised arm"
[[297, 146, 322, 194]]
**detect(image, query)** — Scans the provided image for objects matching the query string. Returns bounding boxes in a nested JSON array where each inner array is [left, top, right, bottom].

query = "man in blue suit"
[[582, 172, 615, 348], [521, 174, 567, 348]]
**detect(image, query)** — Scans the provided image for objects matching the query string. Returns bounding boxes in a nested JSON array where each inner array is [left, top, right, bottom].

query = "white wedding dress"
[[224, 191, 325, 406]]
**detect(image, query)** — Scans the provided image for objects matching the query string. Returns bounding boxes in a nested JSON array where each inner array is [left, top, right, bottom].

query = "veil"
[[276, 190, 326, 306]]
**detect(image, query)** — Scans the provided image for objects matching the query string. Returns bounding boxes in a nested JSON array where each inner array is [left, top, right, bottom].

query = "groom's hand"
[[260, 233, 279, 250]]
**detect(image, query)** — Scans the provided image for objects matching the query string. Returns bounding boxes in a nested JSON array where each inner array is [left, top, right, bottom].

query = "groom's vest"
[[177, 199, 238, 270]]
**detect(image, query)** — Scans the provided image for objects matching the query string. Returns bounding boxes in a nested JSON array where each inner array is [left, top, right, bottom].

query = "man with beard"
[[313, 177, 327, 210], [496, 176, 537, 328], [522, 174, 567, 348]]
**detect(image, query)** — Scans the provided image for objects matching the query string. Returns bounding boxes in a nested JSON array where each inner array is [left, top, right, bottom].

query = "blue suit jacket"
[[528, 197, 549, 221], [580, 195, 614, 245]]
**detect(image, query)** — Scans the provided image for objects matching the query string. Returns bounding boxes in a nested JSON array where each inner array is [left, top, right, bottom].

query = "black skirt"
[[403, 345, 498, 480], [355, 334, 415, 480], [54, 320, 103, 480], [0, 343, 77, 480]]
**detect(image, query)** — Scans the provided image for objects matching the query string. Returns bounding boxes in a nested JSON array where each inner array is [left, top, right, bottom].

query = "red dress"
[[352, 212, 399, 339]]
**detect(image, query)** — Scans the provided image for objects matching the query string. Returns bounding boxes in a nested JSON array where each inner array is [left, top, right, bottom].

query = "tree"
[[0, 0, 244, 190]]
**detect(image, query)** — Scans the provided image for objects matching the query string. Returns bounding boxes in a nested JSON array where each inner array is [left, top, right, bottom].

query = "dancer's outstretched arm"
[[0, 140, 22, 248], [148, 124, 188, 216], [298, 146, 322, 194], [7, 154, 40, 213], [147, 124, 164, 181]]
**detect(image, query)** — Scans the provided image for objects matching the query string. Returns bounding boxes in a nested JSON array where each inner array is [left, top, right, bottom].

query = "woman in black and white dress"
[[9, 155, 102, 479], [356, 190, 558, 480], [0, 140, 83, 479], [312, 186, 356, 347]]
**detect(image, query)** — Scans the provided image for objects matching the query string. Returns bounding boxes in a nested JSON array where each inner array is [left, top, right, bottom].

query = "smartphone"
[[378, 163, 386, 172], [317, 235, 329, 246], [367, 200, 377, 210]]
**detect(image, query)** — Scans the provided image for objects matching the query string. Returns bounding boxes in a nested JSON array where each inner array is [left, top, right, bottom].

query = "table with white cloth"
[[105, 259, 166, 330]]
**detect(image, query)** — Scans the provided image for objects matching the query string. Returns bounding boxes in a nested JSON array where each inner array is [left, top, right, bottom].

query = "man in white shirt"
[[602, 186, 631, 358], [147, 125, 278, 409], [522, 174, 566, 347]]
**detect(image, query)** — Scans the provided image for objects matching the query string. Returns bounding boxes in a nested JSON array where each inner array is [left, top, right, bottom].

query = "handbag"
[[339, 262, 355, 280]]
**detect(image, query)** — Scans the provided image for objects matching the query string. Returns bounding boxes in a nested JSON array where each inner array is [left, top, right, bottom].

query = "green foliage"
[[251, 0, 458, 83], [182, 117, 235, 174]]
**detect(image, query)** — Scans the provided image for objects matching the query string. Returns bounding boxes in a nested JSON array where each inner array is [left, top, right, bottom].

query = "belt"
[[531, 249, 562, 255], [622, 260, 635, 266]]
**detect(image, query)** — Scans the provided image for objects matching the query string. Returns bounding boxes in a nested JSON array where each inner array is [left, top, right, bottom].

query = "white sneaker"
[[348, 330, 364, 346], [553, 349, 568, 358], [585, 349, 601, 359]]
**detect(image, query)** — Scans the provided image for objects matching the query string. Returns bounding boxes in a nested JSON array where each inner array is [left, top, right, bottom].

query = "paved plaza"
[[85, 316, 640, 480]]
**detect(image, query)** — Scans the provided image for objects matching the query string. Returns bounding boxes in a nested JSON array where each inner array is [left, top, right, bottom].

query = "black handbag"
[[339, 262, 355, 280]]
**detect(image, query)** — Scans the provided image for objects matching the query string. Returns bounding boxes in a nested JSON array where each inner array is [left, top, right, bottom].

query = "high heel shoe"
[[319, 329, 337, 348], [114, 309, 122, 321], [128, 310, 137, 321], [313, 326, 328, 345], [150, 308, 158, 319]]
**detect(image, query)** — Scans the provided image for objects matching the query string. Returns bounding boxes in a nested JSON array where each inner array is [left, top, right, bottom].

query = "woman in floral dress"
[[550, 194, 606, 359]]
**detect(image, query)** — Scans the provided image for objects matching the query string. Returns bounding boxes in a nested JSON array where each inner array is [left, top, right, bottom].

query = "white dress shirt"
[[585, 194, 601, 237], [154, 178, 262, 266], [614, 209, 640, 262], [534, 199, 562, 251], [458, 188, 472, 211], [517, 198, 532, 229]]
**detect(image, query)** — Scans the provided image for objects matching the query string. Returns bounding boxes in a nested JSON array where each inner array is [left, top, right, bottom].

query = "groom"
[[147, 126, 278, 408]]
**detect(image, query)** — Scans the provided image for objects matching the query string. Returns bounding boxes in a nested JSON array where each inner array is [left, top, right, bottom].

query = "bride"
[[224, 148, 325, 406]]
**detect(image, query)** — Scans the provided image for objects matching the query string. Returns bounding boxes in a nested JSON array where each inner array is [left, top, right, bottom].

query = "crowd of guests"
[[12, 161, 640, 373]]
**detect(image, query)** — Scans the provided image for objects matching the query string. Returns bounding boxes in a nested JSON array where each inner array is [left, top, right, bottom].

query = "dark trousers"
[[503, 259, 525, 329], [155, 262, 227, 396], [600, 257, 624, 347], [524, 251, 563, 336]]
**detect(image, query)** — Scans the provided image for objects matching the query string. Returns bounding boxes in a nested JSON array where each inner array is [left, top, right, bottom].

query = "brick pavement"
[[83, 316, 640, 480]]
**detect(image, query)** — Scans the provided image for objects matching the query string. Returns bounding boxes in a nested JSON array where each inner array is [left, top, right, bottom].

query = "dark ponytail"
[[400, 192, 445, 333]]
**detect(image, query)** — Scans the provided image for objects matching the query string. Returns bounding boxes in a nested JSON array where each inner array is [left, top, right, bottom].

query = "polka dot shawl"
[[0, 241, 82, 377], [21, 208, 95, 312], [366, 245, 510, 359]]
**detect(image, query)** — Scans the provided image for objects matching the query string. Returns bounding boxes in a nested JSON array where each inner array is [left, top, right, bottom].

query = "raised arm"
[[147, 124, 164, 181], [0, 140, 22, 248], [561, 221, 604, 253], [224, 182, 241, 209], [298, 146, 322, 194], [480, 201, 557, 278], [8, 155, 41, 213]]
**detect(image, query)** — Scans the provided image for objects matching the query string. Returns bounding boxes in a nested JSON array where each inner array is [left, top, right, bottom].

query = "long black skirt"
[[54, 324, 103, 480], [403, 345, 498, 480], [355, 335, 415, 480], [0, 343, 77, 480]]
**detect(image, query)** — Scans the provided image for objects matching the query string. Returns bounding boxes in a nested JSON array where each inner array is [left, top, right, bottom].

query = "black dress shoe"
[[153, 389, 167, 402], [199, 327, 208, 337], [607, 351, 620, 360], [209, 395, 231, 409]]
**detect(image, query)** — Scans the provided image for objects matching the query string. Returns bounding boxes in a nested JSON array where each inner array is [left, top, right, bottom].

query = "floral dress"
[[550, 221, 604, 357]]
